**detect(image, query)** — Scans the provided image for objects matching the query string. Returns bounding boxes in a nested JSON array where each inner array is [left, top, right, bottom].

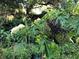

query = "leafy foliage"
[[0, 0, 79, 59]]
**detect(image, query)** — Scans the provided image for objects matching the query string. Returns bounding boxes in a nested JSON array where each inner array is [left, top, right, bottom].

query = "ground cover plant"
[[0, 0, 79, 59]]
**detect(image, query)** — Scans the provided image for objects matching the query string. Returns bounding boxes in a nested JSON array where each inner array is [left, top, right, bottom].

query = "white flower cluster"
[[11, 24, 25, 34], [31, 4, 52, 15], [31, 7, 42, 15]]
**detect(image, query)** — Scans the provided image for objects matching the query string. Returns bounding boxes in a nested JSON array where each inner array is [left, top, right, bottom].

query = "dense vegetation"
[[0, 0, 79, 59]]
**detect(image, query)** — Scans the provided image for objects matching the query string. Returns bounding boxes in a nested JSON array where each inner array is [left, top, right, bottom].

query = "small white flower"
[[6, 15, 14, 21], [41, 5, 53, 11], [11, 24, 25, 34], [19, 8, 26, 14], [41, 5, 47, 11], [34, 18, 41, 23], [11, 26, 19, 34], [47, 5, 53, 8], [31, 7, 43, 15], [18, 24, 25, 28], [31, 4, 53, 15], [21, 8, 27, 14]]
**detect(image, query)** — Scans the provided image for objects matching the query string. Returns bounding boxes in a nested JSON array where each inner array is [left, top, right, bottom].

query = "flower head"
[[11, 24, 25, 34]]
